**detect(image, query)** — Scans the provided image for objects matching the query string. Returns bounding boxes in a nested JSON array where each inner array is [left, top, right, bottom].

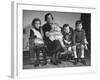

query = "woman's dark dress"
[[42, 23, 63, 56]]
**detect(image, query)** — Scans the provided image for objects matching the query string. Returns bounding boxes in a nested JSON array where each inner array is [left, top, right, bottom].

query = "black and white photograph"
[[11, 2, 97, 78], [23, 10, 91, 69]]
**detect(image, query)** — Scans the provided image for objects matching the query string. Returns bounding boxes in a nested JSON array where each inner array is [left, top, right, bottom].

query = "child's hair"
[[75, 20, 82, 26], [45, 13, 54, 21], [32, 18, 41, 27], [63, 24, 69, 28]]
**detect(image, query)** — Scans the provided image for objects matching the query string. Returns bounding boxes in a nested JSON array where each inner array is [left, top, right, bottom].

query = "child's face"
[[76, 23, 83, 31], [64, 26, 70, 33], [65, 35, 69, 40], [34, 20, 41, 29]]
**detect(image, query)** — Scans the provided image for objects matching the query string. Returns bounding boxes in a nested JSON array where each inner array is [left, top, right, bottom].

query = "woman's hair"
[[45, 13, 54, 21], [32, 18, 41, 27], [75, 20, 82, 26], [63, 24, 69, 28]]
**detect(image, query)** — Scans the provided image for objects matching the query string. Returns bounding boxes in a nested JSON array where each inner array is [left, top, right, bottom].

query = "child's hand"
[[84, 38, 88, 44], [85, 44, 88, 50], [64, 40, 68, 44], [68, 41, 71, 44]]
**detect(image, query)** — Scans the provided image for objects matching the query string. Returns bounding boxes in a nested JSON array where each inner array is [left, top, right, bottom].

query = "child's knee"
[[72, 46, 76, 51], [81, 45, 85, 49], [68, 47, 72, 51]]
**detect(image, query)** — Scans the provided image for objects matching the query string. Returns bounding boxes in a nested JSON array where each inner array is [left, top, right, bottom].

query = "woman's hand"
[[45, 32, 50, 37]]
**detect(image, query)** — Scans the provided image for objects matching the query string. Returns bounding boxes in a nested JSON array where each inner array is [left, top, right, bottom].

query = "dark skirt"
[[44, 38, 64, 56]]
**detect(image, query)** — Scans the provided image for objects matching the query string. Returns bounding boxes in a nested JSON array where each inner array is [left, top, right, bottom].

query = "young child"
[[73, 20, 88, 65], [62, 24, 74, 60], [29, 18, 47, 67], [46, 23, 65, 48]]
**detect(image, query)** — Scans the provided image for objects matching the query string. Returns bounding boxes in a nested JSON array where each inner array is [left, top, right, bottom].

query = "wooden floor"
[[23, 51, 91, 69]]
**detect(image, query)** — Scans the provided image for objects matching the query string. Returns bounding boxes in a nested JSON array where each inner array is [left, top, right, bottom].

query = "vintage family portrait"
[[11, 2, 97, 78], [23, 10, 91, 69]]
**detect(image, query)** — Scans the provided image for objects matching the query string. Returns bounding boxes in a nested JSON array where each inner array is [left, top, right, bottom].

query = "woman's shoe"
[[41, 61, 47, 66], [50, 60, 58, 65]]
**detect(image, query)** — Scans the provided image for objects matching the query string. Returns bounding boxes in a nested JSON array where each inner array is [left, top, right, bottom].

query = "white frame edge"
[[11, 1, 97, 78]]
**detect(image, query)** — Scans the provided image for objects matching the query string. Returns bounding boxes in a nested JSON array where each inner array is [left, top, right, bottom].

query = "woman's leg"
[[51, 53, 58, 65], [51, 40, 63, 64], [56, 51, 61, 64]]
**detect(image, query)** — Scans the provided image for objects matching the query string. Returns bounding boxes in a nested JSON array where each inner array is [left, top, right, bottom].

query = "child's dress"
[[31, 28, 44, 45], [46, 23, 65, 48], [46, 23, 63, 41], [29, 27, 47, 66]]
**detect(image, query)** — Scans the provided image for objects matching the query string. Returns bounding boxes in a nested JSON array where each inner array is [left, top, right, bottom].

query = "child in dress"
[[29, 18, 47, 67]]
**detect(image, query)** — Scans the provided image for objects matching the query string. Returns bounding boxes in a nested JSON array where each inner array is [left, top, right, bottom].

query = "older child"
[[29, 18, 47, 67], [73, 20, 88, 65]]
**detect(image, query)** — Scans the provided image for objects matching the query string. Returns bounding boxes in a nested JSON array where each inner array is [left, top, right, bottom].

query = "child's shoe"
[[41, 61, 47, 66], [34, 60, 40, 67], [73, 58, 78, 65], [81, 58, 86, 65]]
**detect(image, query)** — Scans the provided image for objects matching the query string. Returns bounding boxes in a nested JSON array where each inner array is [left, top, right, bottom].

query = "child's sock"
[[74, 51, 77, 58], [73, 46, 78, 65], [73, 46, 77, 58], [81, 49, 84, 58]]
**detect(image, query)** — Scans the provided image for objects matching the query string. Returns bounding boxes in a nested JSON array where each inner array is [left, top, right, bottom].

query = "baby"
[[46, 23, 65, 48]]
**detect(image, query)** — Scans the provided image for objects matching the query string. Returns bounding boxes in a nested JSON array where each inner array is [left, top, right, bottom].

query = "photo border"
[[11, 1, 97, 78]]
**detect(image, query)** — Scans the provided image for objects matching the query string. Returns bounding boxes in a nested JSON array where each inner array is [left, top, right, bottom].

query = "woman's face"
[[47, 15, 53, 24], [34, 20, 41, 29]]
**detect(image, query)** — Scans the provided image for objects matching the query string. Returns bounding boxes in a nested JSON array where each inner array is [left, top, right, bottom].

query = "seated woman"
[[29, 18, 47, 67], [42, 13, 64, 65]]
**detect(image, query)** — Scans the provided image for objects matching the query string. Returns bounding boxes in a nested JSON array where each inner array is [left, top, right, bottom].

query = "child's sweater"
[[73, 29, 86, 45]]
